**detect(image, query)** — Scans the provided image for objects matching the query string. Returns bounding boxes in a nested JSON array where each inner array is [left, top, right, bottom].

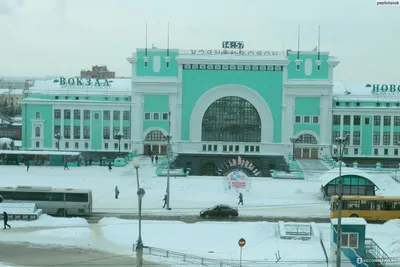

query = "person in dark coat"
[[238, 193, 243, 205], [85, 159, 88, 166], [64, 160, 69, 170], [162, 194, 168, 208], [115, 186, 120, 199], [3, 212, 11, 229], [151, 156, 154, 164], [26, 161, 30, 171], [108, 161, 112, 171], [89, 158, 92, 166], [155, 155, 158, 164]]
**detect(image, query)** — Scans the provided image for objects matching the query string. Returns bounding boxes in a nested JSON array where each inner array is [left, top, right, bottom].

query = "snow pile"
[[9, 214, 89, 228], [0, 138, 13, 149]]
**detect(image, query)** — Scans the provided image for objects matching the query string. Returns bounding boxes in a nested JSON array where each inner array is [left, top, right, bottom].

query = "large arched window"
[[145, 130, 165, 141], [201, 96, 261, 142], [296, 134, 318, 144], [35, 126, 41, 137]]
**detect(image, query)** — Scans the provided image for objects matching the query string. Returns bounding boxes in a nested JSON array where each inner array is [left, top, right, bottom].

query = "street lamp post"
[[335, 134, 349, 267], [289, 136, 298, 160], [54, 132, 62, 151], [114, 131, 124, 154], [133, 157, 145, 267], [164, 111, 172, 210]]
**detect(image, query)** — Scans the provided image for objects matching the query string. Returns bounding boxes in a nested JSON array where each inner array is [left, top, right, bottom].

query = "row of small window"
[[335, 101, 400, 107], [202, 144, 260, 153], [53, 110, 130, 120], [144, 112, 169, 121], [45, 142, 131, 150], [295, 116, 319, 124], [333, 115, 400, 126], [53, 96, 131, 101], [333, 131, 400, 146], [333, 147, 399, 156], [54, 126, 130, 140]]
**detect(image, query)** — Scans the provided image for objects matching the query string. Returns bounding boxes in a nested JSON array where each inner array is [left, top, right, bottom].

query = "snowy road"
[[0, 242, 168, 267]]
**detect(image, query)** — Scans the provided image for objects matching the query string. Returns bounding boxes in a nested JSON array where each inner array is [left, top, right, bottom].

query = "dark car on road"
[[199, 204, 238, 219]]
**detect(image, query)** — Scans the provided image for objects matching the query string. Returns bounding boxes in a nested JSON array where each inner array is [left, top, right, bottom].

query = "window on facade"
[[352, 131, 360, 146], [374, 148, 378, 155], [162, 112, 169, 120], [333, 131, 340, 142], [103, 127, 110, 139], [83, 110, 90, 120], [341, 233, 358, 248], [54, 125, 61, 135], [202, 144, 206, 151], [383, 132, 390, 145], [295, 116, 301, 123], [84, 126, 90, 139], [64, 126, 70, 139], [386, 102, 390, 107], [65, 142, 69, 149], [153, 113, 160, 120], [353, 115, 361, 125], [343, 131, 350, 145], [376, 102, 380, 107], [373, 132, 380, 145], [123, 127, 130, 139], [144, 112, 151, 120], [296, 134, 318, 144], [35, 112, 40, 118], [201, 96, 261, 142], [343, 115, 351, 125], [333, 115, 340, 125], [115, 97, 120, 101], [374, 116, 381, 126], [35, 126, 40, 137], [365, 118, 370, 125], [384, 148, 388, 155], [64, 110, 71, 119], [75, 96, 79, 100], [395, 149, 398, 156], [304, 116, 310, 123], [113, 127, 120, 137], [397, 103, 400, 107], [145, 130, 165, 141], [123, 111, 130, 120], [222, 145, 227, 152], [356, 102, 360, 106], [354, 148, 358, 155], [94, 113, 99, 120], [312, 116, 319, 124], [105, 143, 108, 149], [395, 116, 400, 126], [35, 141, 40, 148], [384, 116, 391, 126], [74, 126, 80, 139], [103, 111, 110, 120], [114, 143, 118, 149], [54, 109, 61, 119], [74, 110, 81, 120], [124, 143, 128, 149], [345, 102, 349, 106], [394, 132, 400, 145], [335, 101, 340, 106], [113, 111, 120, 120], [214, 145, 218, 151], [75, 142, 79, 149]]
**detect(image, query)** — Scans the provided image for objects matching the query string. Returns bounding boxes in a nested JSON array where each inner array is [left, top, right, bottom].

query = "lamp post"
[[114, 131, 124, 154], [335, 134, 349, 267], [54, 132, 62, 151], [289, 136, 298, 160], [164, 111, 172, 210], [133, 157, 145, 267]]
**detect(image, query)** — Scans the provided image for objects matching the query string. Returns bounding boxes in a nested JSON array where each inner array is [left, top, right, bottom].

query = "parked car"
[[200, 204, 238, 219]]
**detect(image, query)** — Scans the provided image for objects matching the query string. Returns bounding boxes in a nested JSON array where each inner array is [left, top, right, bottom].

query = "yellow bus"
[[330, 195, 400, 222]]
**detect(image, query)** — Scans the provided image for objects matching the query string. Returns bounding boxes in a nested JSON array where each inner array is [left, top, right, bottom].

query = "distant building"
[[80, 65, 115, 79]]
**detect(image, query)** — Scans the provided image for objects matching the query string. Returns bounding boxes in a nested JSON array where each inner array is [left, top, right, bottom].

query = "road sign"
[[238, 238, 246, 247]]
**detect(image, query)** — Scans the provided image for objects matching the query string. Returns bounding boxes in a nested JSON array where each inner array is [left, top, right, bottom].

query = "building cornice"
[[176, 58, 291, 66], [127, 57, 138, 63], [19, 99, 131, 106]]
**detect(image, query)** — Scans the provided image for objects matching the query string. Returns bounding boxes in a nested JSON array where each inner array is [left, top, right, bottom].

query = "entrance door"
[[152, 145, 159, 155], [302, 148, 310, 159], [311, 148, 318, 159], [294, 148, 302, 159], [160, 145, 167, 155]]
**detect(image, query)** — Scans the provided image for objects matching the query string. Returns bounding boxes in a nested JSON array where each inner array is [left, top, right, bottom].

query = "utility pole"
[[166, 111, 171, 210], [335, 134, 349, 267]]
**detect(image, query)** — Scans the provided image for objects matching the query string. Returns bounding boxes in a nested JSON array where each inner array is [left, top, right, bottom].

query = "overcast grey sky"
[[0, 0, 398, 83]]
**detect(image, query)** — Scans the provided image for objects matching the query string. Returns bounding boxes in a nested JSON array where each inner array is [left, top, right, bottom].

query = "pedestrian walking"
[[64, 160, 69, 170], [26, 161, 30, 171], [108, 161, 112, 171], [162, 193, 168, 208], [115, 186, 120, 199], [238, 193, 243, 205], [3, 212, 11, 229], [151, 156, 154, 164], [155, 155, 158, 164], [89, 158, 92, 166]]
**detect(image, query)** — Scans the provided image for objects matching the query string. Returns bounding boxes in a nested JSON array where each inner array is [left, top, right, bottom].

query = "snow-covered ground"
[[1, 156, 399, 218], [0, 216, 399, 267]]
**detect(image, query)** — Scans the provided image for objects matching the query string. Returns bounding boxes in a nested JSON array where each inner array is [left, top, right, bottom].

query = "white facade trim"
[[190, 84, 274, 143], [294, 130, 321, 144], [143, 126, 168, 139], [176, 58, 291, 66]]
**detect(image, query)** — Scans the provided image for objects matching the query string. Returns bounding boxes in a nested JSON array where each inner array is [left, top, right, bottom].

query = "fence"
[[143, 246, 249, 267]]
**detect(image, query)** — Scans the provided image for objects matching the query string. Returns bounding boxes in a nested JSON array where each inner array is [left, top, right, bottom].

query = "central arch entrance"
[[294, 133, 319, 159], [143, 129, 168, 155]]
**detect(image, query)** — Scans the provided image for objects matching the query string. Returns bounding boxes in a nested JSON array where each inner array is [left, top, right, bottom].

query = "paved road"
[[0, 242, 168, 267]]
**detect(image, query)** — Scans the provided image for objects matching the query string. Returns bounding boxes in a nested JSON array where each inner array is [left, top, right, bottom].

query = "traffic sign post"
[[238, 238, 246, 267]]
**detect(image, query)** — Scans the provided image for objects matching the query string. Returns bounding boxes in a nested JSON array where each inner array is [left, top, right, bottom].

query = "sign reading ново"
[[59, 77, 110, 87], [369, 84, 400, 93]]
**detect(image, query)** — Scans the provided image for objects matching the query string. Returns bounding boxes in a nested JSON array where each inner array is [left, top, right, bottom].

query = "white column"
[[349, 114, 354, 146], [285, 95, 295, 141], [169, 94, 178, 142], [390, 115, 394, 146], [176, 64, 183, 141], [380, 115, 383, 146], [319, 96, 331, 145]]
